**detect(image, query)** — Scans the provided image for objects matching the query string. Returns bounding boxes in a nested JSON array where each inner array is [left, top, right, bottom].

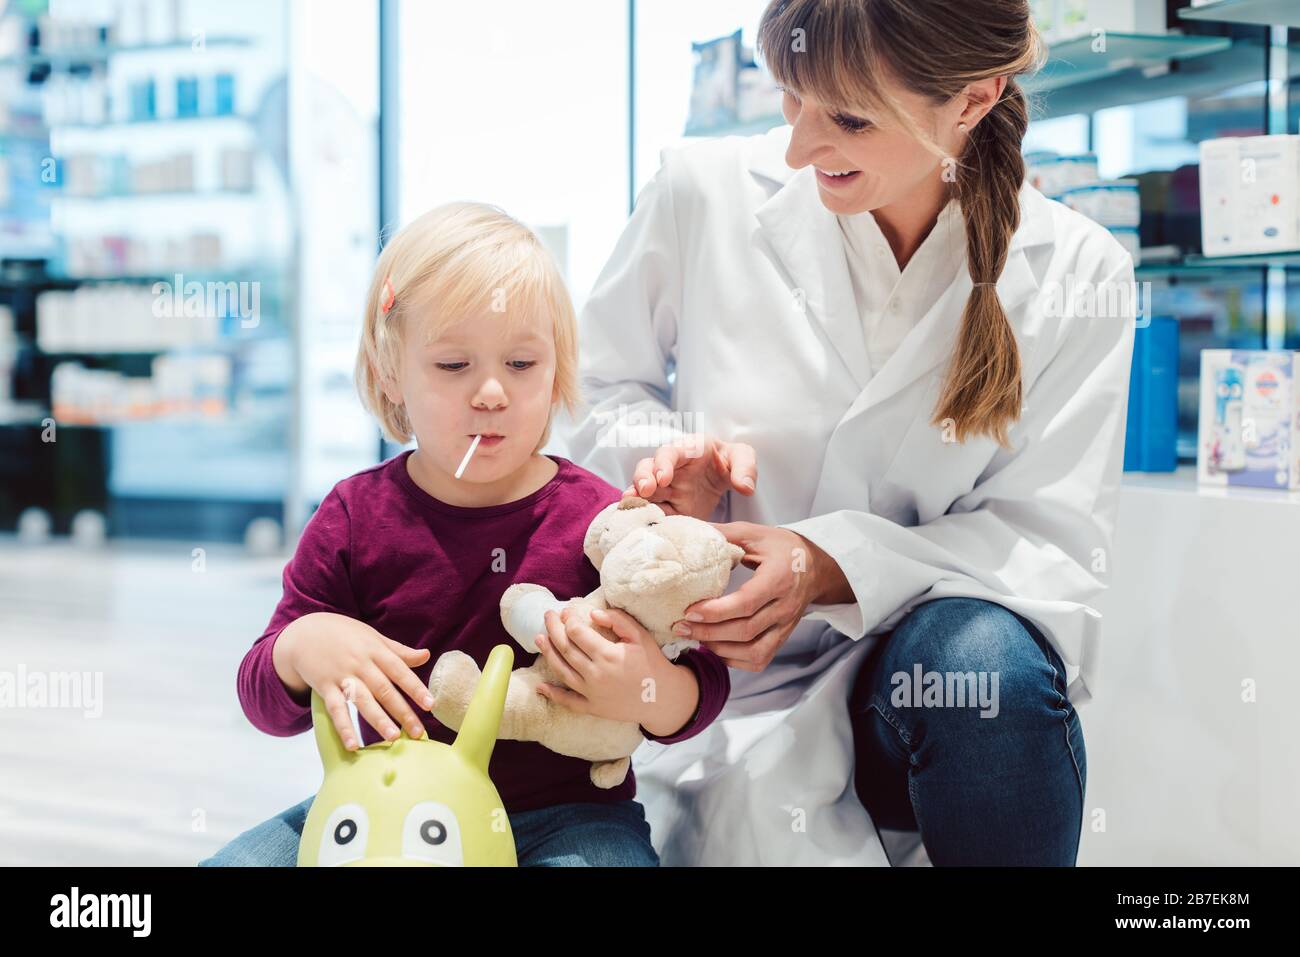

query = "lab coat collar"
[[750, 129, 1055, 412]]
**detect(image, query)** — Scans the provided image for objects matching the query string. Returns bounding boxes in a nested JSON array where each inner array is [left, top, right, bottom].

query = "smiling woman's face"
[[384, 309, 558, 484], [780, 76, 963, 216]]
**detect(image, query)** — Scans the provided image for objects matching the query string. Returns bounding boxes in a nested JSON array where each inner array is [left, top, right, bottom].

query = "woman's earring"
[[958, 121, 968, 132]]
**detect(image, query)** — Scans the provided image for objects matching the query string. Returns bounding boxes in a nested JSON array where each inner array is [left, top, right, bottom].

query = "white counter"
[[1079, 466, 1300, 864]]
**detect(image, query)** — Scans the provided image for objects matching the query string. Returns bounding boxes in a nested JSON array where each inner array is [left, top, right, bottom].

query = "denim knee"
[[199, 796, 314, 867], [875, 597, 1066, 725]]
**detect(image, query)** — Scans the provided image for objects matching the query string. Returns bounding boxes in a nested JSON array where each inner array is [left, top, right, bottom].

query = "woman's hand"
[[275, 612, 434, 751], [533, 606, 699, 735], [669, 523, 852, 672], [624, 434, 757, 521]]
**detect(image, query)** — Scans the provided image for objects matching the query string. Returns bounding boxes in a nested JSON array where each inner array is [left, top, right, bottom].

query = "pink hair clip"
[[381, 276, 396, 314]]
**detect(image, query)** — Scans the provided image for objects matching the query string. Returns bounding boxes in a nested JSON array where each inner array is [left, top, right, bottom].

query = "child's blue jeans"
[[199, 797, 658, 867]]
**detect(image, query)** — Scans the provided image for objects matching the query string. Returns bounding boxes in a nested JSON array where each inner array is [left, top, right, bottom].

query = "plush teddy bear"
[[427, 496, 744, 788]]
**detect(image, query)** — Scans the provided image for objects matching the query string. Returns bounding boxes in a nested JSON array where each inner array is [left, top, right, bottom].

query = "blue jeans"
[[199, 797, 658, 867], [851, 597, 1087, 866]]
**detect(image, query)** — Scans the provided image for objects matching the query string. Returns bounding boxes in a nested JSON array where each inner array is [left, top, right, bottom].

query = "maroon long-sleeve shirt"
[[237, 451, 730, 812]]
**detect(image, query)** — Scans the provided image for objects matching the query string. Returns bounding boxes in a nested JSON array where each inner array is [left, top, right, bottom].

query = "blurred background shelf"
[[0, 35, 252, 69], [48, 113, 254, 132], [684, 114, 782, 138], [1027, 34, 1259, 119], [0, 1, 302, 544], [1024, 32, 1233, 95], [1178, 0, 1300, 28], [1122, 463, 1300, 504], [1137, 251, 1300, 274]]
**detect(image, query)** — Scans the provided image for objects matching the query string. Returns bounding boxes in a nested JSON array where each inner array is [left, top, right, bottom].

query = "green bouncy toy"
[[297, 644, 517, 867]]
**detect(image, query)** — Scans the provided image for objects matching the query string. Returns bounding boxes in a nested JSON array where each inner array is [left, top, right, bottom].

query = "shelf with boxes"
[[0, 1, 297, 543], [2, 268, 286, 431], [681, 28, 784, 139]]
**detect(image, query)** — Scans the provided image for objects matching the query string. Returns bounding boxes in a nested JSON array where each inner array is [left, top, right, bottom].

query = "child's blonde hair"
[[356, 201, 580, 447]]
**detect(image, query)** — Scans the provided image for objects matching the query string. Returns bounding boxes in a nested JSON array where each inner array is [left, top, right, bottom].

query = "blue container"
[[128, 78, 156, 122], [176, 77, 200, 118], [1123, 316, 1179, 472], [214, 74, 236, 116]]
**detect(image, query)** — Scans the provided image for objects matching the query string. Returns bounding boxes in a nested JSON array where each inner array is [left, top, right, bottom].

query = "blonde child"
[[201, 203, 729, 867]]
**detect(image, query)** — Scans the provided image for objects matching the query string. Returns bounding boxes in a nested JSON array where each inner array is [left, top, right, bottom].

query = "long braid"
[[933, 79, 1030, 446]]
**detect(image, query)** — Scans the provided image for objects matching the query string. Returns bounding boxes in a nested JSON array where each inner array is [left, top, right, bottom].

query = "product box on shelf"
[[1025, 152, 1099, 199], [1199, 135, 1300, 257], [1197, 350, 1300, 491], [1049, 0, 1167, 42]]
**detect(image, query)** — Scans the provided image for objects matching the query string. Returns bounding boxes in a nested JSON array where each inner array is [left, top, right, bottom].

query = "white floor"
[[0, 537, 322, 866]]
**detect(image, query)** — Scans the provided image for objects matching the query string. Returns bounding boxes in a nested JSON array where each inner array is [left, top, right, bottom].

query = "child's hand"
[[534, 607, 699, 736], [277, 612, 434, 751]]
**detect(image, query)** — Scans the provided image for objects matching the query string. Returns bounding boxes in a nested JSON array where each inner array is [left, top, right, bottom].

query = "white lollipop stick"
[[455, 434, 482, 479]]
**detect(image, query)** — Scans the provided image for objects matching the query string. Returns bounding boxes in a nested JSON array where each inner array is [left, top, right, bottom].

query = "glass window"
[[396, 0, 629, 317], [632, 0, 772, 196]]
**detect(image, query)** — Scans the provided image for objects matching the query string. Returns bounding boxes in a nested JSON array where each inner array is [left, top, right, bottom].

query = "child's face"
[[387, 308, 558, 482]]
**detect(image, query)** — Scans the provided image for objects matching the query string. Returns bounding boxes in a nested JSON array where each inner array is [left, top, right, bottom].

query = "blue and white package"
[[1198, 350, 1300, 490], [1212, 364, 1246, 472]]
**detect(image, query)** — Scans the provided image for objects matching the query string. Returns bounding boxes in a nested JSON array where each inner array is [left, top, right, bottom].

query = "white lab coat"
[[559, 124, 1136, 866]]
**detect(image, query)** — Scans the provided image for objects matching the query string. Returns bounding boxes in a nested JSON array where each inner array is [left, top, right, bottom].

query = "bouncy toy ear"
[[452, 644, 515, 774]]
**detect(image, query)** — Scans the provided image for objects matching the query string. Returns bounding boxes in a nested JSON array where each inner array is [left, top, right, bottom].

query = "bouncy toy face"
[[296, 644, 517, 867]]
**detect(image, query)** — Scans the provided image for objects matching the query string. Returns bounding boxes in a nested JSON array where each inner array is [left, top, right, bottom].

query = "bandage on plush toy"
[[427, 497, 744, 789]]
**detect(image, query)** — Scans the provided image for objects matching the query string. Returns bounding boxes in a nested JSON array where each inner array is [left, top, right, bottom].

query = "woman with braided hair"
[[564, 0, 1136, 865]]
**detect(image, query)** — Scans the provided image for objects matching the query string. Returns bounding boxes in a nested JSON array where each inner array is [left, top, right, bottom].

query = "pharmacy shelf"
[[44, 267, 282, 283], [1179, 0, 1300, 28], [1122, 464, 1300, 506], [1027, 33, 1258, 120], [1136, 250, 1300, 275], [684, 114, 784, 138], [0, 402, 49, 427], [49, 113, 253, 133], [1024, 32, 1233, 95], [1182, 251, 1300, 269], [0, 36, 252, 70]]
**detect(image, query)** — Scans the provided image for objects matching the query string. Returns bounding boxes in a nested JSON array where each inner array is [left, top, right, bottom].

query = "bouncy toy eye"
[[420, 819, 447, 845], [334, 819, 358, 845], [317, 803, 369, 866], [403, 801, 463, 865]]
